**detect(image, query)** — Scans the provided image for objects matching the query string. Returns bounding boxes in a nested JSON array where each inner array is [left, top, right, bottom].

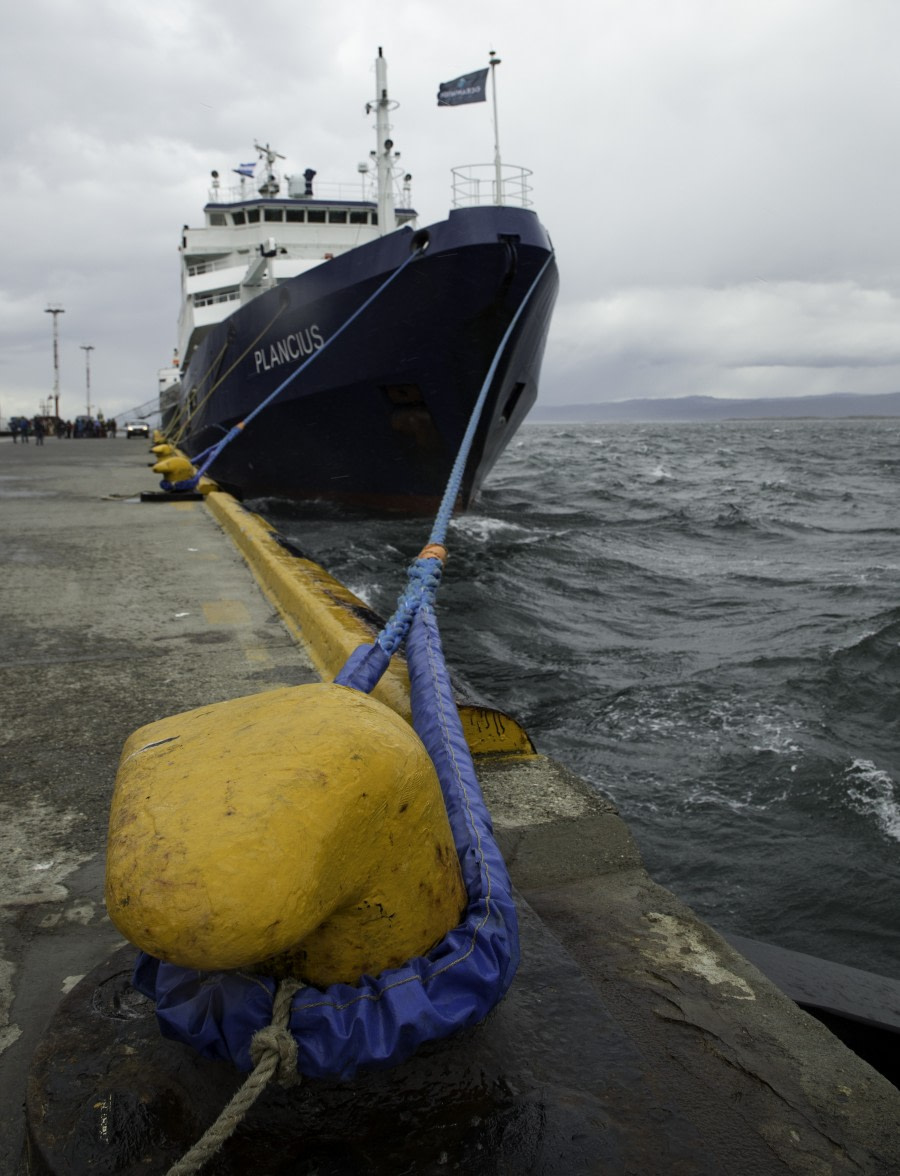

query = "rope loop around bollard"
[[145, 247, 557, 1162], [165, 978, 302, 1176]]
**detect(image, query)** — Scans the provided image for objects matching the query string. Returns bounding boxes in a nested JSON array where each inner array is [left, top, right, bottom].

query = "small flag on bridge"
[[437, 68, 488, 106], [233, 162, 256, 178]]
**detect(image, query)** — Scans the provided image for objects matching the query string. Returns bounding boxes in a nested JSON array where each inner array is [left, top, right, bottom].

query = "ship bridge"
[[176, 171, 417, 370]]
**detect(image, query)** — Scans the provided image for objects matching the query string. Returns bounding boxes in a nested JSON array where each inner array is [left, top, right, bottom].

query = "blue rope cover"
[[135, 245, 557, 1076], [133, 605, 519, 1079]]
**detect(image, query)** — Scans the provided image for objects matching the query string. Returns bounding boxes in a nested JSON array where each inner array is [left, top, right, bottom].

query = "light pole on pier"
[[45, 305, 65, 418], [80, 345, 95, 418]]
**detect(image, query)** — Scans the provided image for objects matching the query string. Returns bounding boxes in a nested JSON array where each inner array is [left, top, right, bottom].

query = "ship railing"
[[193, 289, 241, 310], [187, 257, 240, 279], [451, 164, 533, 209], [211, 178, 379, 205]]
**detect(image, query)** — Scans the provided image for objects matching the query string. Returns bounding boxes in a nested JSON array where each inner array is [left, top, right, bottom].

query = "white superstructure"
[[160, 48, 415, 396], [157, 47, 535, 410]]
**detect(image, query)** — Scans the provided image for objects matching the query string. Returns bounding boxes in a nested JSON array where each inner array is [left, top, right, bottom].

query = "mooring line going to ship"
[[343, 248, 557, 671], [167, 338, 229, 447], [160, 240, 427, 492], [149, 250, 554, 1176], [169, 296, 291, 448]]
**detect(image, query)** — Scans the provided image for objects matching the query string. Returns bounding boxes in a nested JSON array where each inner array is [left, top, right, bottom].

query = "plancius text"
[[255, 325, 324, 373]]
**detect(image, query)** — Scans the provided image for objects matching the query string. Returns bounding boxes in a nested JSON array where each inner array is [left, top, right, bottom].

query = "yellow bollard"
[[152, 454, 196, 483], [105, 683, 467, 987]]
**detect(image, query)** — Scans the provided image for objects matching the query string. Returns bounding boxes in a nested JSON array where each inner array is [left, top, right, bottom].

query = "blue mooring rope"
[[160, 243, 426, 492], [336, 250, 556, 693], [166, 241, 555, 684]]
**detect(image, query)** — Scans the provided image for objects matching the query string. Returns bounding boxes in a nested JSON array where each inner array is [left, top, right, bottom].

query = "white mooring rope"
[[166, 978, 302, 1176]]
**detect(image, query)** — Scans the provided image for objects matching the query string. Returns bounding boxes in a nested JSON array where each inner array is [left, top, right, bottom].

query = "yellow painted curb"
[[205, 491, 412, 719], [204, 491, 536, 757]]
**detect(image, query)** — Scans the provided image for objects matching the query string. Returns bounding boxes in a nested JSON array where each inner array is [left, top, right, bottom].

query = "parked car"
[[125, 421, 150, 439]]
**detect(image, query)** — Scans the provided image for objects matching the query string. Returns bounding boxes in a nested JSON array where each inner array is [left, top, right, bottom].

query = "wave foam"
[[844, 759, 900, 842], [450, 515, 534, 541]]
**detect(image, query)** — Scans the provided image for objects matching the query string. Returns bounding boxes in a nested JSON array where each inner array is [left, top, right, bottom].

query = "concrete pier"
[[2, 437, 899, 1174], [0, 438, 318, 1173]]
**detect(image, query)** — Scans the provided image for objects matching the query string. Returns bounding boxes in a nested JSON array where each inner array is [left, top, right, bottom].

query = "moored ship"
[[159, 49, 558, 511]]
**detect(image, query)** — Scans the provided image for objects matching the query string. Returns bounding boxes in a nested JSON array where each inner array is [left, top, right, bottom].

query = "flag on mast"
[[437, 69, 488, 106], [233, 162, 256, 178]]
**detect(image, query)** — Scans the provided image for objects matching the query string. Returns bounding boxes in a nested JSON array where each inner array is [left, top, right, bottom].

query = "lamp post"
[[80, 345, 95, 418], [45, 305, 65, 418]]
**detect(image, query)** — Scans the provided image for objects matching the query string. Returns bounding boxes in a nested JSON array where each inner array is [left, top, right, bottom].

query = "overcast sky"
[[2, 0, 899, 421]]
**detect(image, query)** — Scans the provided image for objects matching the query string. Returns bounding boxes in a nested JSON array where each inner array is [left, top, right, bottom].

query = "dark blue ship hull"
[[177, 205, 558, 511]]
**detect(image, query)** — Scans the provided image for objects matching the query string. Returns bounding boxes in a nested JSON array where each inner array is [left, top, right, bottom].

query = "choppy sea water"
[[258, 418, 900, 980]]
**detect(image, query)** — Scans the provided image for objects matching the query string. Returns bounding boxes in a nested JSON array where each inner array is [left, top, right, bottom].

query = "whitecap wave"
[[844, 759, 900, 842], [345, 581, 379, 607], [450, 515, 534, 541], [682, 784, 788, 814]]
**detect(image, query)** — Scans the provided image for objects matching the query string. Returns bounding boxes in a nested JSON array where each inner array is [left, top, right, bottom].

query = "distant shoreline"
[[528, 414, 900, 425], [529, 391, 900, 424]]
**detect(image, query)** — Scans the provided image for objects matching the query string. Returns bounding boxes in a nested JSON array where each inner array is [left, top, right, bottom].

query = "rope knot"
[[249, 977, 302, 1087], [164, 978, 303, 1174], [249, 1023, 300, 1087]]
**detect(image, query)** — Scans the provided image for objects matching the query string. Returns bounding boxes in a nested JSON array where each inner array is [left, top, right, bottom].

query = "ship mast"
[[254, 142, 285, 197], [373, 47, 396, 235], [489, 51, 503, 205]]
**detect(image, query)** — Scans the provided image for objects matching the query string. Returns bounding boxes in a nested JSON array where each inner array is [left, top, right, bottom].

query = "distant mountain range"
[[530, 391, 900, 423]]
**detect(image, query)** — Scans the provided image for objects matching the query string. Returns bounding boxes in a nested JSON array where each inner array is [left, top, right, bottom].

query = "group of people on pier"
[[8, 416, 118, 442]]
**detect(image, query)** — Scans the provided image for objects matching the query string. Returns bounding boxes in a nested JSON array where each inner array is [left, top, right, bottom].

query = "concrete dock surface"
[[2, 437, 899, 1174]]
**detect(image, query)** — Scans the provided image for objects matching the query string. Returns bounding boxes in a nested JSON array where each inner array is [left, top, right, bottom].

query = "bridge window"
[[328, 210, 348, 224], [286, 209, 305, 223], [264, 209, 284, 222], [232, 211, 246, 225]]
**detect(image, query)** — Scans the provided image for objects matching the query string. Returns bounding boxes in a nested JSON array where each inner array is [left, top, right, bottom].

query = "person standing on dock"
[[20, 418, 29, 443], [34, 418, 45, 446]]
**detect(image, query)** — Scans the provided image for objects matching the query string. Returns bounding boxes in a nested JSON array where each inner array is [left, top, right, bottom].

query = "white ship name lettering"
[[254, 325, 324, 373]]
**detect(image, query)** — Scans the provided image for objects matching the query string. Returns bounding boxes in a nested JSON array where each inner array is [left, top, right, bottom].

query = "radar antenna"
[[253, 142, 286, 197]]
